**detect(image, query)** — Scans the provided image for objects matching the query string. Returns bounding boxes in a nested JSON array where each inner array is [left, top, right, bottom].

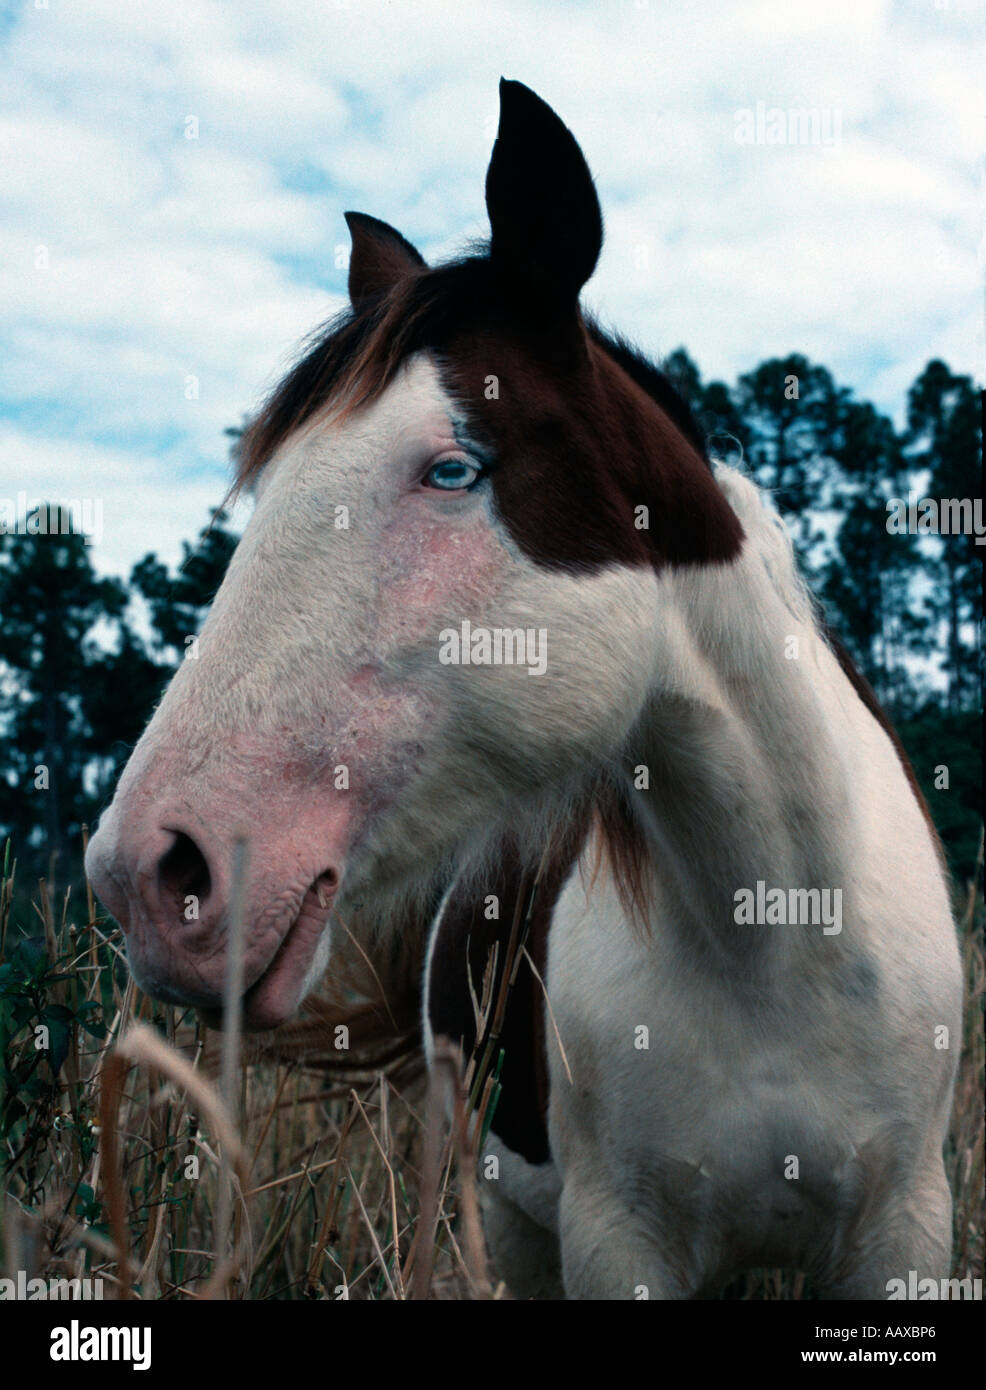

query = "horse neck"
[[623, 512, 859, 967]]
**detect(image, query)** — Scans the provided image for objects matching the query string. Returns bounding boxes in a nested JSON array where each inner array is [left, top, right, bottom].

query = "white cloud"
[[0, 0, 977, 581], [0, 424, 253, 578]]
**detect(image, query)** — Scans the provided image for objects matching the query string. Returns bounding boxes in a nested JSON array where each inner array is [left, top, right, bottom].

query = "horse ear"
[[485, 79, 602, 309], [344, 211, 426, 309]]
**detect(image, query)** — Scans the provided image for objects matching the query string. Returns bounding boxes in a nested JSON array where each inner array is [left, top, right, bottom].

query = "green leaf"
[[8, 935, 48, 981], [41, 1011, 72, 1074]]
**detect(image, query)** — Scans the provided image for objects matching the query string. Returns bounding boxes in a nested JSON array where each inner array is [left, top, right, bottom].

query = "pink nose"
[[87, 819, 223, 1004], [85, 804, 341, 1028]]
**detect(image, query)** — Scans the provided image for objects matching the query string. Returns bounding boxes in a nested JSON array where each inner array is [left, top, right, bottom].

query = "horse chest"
[[540, 868, 902, 1267]]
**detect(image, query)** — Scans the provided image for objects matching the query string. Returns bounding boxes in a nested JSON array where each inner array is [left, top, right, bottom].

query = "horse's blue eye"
[[424, 457, 482, 491]]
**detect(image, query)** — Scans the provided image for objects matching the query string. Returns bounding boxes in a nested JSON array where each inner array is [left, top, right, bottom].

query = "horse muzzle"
[[85, 793, 346, 1031]]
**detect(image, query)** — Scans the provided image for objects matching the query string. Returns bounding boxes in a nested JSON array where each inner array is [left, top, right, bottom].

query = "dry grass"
[[1, 833, 982, 1300]]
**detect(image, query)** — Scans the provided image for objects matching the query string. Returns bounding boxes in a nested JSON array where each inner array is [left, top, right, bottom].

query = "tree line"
[[0, 356, 980, 893]]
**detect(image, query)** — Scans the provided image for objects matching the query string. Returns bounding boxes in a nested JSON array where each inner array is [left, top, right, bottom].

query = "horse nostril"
[[158, 831, 212, 920], [315, 868, 339, 906]]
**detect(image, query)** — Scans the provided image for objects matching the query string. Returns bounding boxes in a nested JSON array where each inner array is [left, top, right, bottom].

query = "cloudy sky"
[[1, 0, 979, 577]]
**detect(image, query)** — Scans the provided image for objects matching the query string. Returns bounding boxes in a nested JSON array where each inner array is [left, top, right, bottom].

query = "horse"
[[86, 78, 962, 1300]]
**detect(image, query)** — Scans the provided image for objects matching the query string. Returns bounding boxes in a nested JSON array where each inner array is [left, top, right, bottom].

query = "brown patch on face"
[[234, 261, 743, 578], [437, 309, 745, 574]]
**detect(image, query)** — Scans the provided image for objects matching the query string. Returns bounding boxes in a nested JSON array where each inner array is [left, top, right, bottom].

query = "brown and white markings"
[[86, 79, 962, 1300]]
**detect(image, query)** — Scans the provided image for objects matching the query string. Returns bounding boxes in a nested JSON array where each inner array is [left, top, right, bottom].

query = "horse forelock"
[[234, 257, 491, 491], [234, 255, 744, 583]]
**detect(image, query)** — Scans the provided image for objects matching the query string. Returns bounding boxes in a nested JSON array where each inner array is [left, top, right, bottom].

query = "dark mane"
[[235, 254, 710, 488], [235, 257, 488, 488]]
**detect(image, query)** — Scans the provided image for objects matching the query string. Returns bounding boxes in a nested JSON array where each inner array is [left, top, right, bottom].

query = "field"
[[1, 833, 982, 1301]]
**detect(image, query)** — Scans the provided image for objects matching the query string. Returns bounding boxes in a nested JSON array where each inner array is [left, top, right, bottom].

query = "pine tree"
[[0, 512, 127, 869], [822, 399, 928, 708], [905, 361, 981, 711], [663, 347, 749, 462], [131, 508, 239, 658], [735, 355, 845, 572]]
